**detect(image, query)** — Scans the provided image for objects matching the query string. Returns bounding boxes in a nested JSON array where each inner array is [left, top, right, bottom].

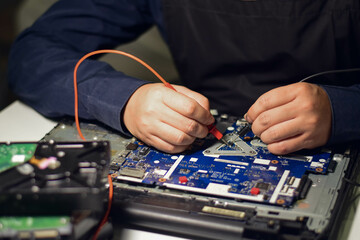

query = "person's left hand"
[[245, 82, 332, 155]]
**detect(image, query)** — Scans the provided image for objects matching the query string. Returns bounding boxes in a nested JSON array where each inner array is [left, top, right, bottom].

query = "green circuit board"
[[0, 143, 37, 173], [0, 216, 70, 231], [0, 216, 72, 239]]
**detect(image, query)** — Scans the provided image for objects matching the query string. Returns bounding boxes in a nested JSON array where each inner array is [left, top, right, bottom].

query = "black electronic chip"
[[255, 182, 271, 191], [126, 142, 138, 150], [110, 164, 120, 171], [139, 147, 150, 155]]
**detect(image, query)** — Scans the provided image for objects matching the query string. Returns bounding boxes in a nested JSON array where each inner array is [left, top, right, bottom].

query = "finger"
[[148, 120, 196, 147], [159, 106, 209, 138], [144, 134, 190, 154], [251, 101, 298, 137], [267, 135, 307, 155], [173, 85, 211, 110], [163, 88, 214, 126], [259, 118, 304, 145], [246, 84, 298, 123]]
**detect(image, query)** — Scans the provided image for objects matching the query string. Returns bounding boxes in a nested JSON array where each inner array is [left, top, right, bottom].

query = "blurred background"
[[0, 0, 178, 112], [0, 0, 22, 111]]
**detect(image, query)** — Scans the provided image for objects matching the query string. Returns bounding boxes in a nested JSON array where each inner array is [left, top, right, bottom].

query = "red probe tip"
[[207, 124, 223, 140]]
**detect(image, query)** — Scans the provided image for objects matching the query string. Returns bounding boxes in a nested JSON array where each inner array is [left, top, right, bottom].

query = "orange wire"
[[73, 49, 173, 140], [91, 174, 113, 240], [73, 50, 223, 238], [73, 50, 169, 240]]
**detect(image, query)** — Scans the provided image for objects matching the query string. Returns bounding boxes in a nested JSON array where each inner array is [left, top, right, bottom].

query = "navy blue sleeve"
[[8, 0, 157, 134], [321, 84, 360, 145]]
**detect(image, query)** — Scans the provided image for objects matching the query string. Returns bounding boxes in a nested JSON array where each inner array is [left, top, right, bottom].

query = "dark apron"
[[161, 0, 360, 116]]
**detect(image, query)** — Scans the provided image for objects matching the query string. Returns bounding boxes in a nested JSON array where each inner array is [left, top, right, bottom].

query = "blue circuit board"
[[111, 119, 332, 207]]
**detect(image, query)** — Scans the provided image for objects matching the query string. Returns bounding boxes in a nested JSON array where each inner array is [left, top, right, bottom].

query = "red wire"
[[91, 175, 113, 240]]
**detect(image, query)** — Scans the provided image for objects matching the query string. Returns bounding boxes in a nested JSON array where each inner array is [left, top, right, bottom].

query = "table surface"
[[0, 100, 359, 240]]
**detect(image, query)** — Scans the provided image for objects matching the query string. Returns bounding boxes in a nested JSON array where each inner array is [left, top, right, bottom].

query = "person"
[[8, 0, 360, 155]]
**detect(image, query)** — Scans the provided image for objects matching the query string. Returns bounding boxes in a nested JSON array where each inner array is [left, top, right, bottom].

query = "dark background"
[[0, 0, 23, 111], [0, 0, 178, 112]]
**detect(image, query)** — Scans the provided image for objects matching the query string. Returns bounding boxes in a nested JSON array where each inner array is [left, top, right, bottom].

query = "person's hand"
[[245, 82, 332, 155], [123, 83, 214, 153]]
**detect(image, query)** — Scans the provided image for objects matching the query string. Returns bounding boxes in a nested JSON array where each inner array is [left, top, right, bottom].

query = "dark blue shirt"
[[9, 0, 163, 135], [8, 0, 360, 145]]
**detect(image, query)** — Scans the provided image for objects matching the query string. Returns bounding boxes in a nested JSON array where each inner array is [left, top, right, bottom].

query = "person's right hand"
[[123, 83, 215, 153]]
